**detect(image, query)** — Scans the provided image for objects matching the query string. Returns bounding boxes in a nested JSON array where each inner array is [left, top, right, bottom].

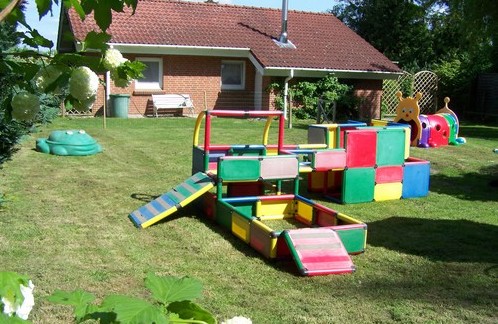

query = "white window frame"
[[221, 60, 245, 90], [135, 57, 163, 90]]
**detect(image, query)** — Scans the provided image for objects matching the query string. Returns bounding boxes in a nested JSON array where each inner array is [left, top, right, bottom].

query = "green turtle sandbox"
[[36, 130, 102, 156]]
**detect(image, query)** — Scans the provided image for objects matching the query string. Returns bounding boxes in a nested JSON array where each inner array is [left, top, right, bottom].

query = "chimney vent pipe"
[[279, 0, 289, 43]]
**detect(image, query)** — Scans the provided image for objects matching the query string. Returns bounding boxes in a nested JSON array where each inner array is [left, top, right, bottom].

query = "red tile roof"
[[65, 0, 401, 74]]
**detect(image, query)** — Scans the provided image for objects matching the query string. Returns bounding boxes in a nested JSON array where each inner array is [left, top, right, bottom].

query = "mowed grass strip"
[[0, 117, 496, 323]]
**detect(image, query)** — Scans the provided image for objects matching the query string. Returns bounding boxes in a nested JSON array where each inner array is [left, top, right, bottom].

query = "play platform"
[[129, 109, 431, 276]]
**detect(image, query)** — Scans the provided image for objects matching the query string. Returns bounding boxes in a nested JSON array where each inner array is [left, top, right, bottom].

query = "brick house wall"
[[351, 79, 383, 120], [91, 55, 382, 118], [92, 54, 275, 116]]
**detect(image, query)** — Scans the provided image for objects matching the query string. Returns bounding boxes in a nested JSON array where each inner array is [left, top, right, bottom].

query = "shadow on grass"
[[368, 216, 498, 264], [429, 164, 498, 202], [130, 193, 160, 203], [459, 123, 498, 140], [132, 198, 303, 275]]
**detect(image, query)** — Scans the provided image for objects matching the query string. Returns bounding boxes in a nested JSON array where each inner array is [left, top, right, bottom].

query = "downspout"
[[105, 70, 111, 116], [283, 69, 294, 122]]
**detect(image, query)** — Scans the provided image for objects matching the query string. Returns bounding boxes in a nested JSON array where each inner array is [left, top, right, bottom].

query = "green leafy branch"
[[47, 273, 217, 324]]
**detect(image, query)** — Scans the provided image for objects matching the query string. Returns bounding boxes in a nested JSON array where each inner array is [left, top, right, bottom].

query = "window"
[[221, 61, 245, 90], [135, 57, 163, 90]]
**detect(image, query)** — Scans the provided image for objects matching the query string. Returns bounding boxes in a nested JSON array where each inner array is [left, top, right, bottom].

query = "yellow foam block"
[[374, 182, 403, 201], [232, 212, 251, 243], [256, 199, 293, 218], [327, 126, 339, 148], [371, 119, 389, 127], [296, 201, 314, 224], [403, 128, 410, 159]]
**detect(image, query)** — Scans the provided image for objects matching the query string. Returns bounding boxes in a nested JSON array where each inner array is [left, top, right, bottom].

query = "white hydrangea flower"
[[11, 91, 40, 121], [1, 296, 17, 317], [69, 66, 99, 101], [103, 48, 125, 71], [221, 316, 252, 324], [34, 65, 63, 92], [1, 280, 35, 320], [111, 69, 132, 88], [16, 280, 35, 320]]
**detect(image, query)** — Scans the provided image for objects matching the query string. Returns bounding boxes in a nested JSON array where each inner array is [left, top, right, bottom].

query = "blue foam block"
[[402, 161, 430, 198]]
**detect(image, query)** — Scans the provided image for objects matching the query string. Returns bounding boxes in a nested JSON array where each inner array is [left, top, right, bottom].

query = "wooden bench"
[[151, 94, 195, 117]]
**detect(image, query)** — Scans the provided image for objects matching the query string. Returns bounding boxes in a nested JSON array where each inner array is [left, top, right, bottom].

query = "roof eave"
[[263, 66, 402, 80], [77, 43, 401, 80], [105, 42, 250, 57], [104, 43, 268, 73]]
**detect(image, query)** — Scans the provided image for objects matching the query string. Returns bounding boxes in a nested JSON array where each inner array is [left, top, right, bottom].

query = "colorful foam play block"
[[250, 219, 278, 259], [256, 198, 294, 219], [342, 167, 375, 203], [329, 224, 367, 254], [344, 130, 377, 168], [311, 149, 347, 171], [376, 128, 406, 166], [295, 199, 314, 225], [375, 165, 404, 184], [402, 158, 430, 198], [232, 212, 253, 243], [308, 124, 338, 148], [315, 208, 338, 227], [218, 157, 260, 181], [215, 200, 234, 230], [374, 182, 403, 201], [260, 155, 299, 179]]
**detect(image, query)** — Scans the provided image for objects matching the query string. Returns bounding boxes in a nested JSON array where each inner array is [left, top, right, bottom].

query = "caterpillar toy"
[[393, 91, 466, 148]]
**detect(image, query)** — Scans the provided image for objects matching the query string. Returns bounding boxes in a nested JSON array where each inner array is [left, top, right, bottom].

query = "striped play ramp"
[[283, 228, 355, 276], [129, 172, 215, 229]]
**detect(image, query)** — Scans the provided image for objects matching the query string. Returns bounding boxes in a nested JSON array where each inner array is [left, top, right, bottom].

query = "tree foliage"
[[331, 0, 497, 112], [0, 0, 144, 165], [331, 0, 433, 69], [268, 75, 358, 121]]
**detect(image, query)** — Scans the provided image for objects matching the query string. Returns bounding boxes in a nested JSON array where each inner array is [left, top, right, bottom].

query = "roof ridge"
[[149, 0, 335, 16]]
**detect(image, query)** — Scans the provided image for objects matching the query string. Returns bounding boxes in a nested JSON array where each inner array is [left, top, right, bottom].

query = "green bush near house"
[[268, 75, 358, 121]]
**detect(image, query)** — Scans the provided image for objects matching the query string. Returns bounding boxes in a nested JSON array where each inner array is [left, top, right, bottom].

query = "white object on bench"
[[151, 94, 195, 117]]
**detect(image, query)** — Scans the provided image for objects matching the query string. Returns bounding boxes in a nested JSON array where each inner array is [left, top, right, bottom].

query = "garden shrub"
[[267, 75, 358, 121]]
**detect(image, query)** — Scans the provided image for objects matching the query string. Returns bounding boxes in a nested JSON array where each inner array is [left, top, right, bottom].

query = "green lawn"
[[1, 116, 497, 323]]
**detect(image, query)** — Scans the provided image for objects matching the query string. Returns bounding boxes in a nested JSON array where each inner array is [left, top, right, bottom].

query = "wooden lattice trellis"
[[414, 71, 438, 114], [381, 70, 438, 117], [61, 102, 95, 117]]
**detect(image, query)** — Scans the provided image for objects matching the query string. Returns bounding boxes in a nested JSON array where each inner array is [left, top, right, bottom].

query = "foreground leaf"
[[101, 295, 168, 324], [81, 31, 111, 51], [0, 312, 31, 323], [168, 301, 216, 324], [0, 272, 30, 306], [46, 289, 95, 321], [145, 273, 203, 305]]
